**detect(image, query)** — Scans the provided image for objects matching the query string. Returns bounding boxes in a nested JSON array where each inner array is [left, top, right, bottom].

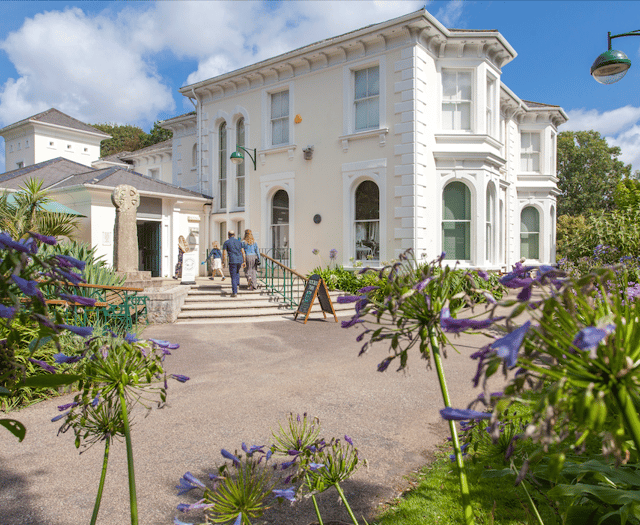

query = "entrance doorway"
[[137, 221, 161, 277]]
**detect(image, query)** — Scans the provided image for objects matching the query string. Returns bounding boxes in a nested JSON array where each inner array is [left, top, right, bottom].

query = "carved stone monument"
[[112, 184, 140, 273]]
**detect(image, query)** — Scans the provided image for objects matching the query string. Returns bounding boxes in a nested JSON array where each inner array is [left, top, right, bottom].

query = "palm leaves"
[[0, 178, 80, 239]]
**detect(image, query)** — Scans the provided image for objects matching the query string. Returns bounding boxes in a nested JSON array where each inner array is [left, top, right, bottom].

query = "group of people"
[[204, 229, 260, 298], [174, 229, 260, 297]]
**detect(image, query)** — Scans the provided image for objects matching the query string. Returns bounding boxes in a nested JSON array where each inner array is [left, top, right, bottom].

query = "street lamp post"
[[591, 30, 640, 84], [230, 145, 257, 170]]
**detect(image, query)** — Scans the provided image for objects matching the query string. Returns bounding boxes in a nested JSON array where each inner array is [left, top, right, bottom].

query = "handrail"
[[260, 253, 307, 280], [258, 249, 308, 308]]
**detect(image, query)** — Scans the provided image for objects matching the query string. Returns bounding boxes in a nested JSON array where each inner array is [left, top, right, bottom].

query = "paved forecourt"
[[0, 316, 501, 525]]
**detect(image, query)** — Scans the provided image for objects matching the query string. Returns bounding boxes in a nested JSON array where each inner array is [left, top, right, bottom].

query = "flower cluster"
[[175, 414, 362, 525]]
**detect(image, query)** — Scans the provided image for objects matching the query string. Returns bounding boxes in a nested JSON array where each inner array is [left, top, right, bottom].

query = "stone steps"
[[175, 278, 355, 324]]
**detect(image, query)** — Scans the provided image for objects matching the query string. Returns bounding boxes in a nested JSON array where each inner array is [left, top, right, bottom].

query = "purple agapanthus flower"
[[572, 326, 611, 351], [12, 274, 41, 297], [440, 407, 492, 421], [55, 269, 84, 285], [0, 233, 32, 253], [309, 463, 325, 471], [414, 277, 433, 291], [221, 449, 241, 465], [329, 249, 338, 260], [58, 402, 78, 411], [0, 304, 16, 319], [477, 270, 489, 281], [344, 435, 353, 445], [242, 443, 265, 455], [377, 357, 392, 372], [176, 472, 206, 495], [59, 293, 97, 306], [440, 307, 499, 334], [234, 514, 243, 525], [337, 295, 362, 304], [51, 410, 70, 422], [491, 321, 531, 369], [272, 487, 296, 501], [357, 286, 379, 294], [341, 316, 363, 329], [281, 459, 296, 470], [29, 358, 56, 373], [56, 324, 93, 337], [53, 353, 82, 364], [170, 374, 190, 383], [124, 333, 138, 344], [177, 500, 215, 512], [54, 255, 86, 271], [28, 231, 57, 245], [149, 338, 173, 348]]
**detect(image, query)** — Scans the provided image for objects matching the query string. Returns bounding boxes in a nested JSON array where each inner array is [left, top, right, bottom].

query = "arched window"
[[442, 181, 471, 260], [354, 180, 379, 261], [236, 118, 245, 208], [271, 190, 289, 260], [486, 184, 495, 264], [218, 122, 227, 210], [520, 207, 540, 260]]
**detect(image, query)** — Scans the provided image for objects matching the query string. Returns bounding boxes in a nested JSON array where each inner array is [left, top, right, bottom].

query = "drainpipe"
[[189, 88, 202, 195]]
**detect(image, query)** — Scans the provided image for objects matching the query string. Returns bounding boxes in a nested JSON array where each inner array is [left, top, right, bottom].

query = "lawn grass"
[[372, 446, 558, 525]]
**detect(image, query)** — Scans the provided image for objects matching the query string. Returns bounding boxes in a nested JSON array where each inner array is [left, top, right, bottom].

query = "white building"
[[161, 8, 567, 274], [0, 112, 211, 278], [0, 108, 110, 170]]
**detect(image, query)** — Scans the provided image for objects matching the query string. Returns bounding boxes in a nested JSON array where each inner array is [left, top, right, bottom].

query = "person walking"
[[242, 229, 260, 290], [202, 241, 225, 281], [173, 235, 189, 280], [222, 230, 245, 297]]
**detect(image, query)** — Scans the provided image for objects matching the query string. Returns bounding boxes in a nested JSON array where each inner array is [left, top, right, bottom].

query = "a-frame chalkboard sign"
[[294, 274, 338, 324]]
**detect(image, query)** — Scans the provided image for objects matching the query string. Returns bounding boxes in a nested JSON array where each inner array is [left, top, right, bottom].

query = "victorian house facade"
[[160, 8, 567, 274]]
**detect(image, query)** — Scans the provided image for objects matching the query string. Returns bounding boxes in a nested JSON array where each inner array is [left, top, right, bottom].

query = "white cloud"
[[559, 106, 640, 172], [0, 7, 175, 127], [435, 0, 465, 28], [562, 106, 640, 136]]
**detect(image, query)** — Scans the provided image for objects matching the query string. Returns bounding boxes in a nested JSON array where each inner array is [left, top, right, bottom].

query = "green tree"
[[143, 121, 172, 147], [557, 130, 631, 216], [0, 178, 80, 239], [614, 177, 640, 210], [93, 121, 173, 158], [92, 123, 148, 157]]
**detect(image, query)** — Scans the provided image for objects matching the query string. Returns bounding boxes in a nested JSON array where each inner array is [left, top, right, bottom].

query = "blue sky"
[[1, 0, 640, 172]]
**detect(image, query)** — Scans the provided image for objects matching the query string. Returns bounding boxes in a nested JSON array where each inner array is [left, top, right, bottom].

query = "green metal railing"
[[258, 249, 307, 308]]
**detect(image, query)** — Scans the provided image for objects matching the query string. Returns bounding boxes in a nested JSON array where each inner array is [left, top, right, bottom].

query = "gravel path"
[[0, 316, 499, 525]]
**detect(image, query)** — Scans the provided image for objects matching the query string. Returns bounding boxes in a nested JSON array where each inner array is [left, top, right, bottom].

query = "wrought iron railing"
[[258, 249, 307, 308]]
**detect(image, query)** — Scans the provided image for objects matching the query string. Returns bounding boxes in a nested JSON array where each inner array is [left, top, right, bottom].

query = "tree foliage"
[[92, 121, 173, 158], [614, 177, 640, 210], [0, 178, 80, 239], [557, 130, 631, 216]]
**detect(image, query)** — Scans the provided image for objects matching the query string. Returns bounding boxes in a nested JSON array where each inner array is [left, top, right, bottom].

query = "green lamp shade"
[[230, 150, 244, 165], [591, 49, 631, 84]]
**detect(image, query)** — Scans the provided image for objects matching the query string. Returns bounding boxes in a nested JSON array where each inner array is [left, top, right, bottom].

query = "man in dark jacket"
[[222, 230, 246, 297]]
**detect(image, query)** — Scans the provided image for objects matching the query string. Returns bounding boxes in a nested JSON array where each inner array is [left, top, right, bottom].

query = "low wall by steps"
[[144, 284, 192, 324]]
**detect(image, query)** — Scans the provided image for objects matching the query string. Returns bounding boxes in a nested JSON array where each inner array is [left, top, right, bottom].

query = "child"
[[203, 241, 225, 280]]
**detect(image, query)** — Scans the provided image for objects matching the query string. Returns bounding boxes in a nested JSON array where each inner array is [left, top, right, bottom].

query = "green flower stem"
[[614, 384, 640, 455], [430, 334, 474, 525], [90, 438, 110, 525], [334, 481, 359, 525], [119, 386, 138, 525], [305, 472, 324, 525], [511, 461, 544, 525]]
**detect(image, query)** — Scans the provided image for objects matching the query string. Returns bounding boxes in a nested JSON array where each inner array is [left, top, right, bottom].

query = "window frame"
[[354, 65, 380, 132], [442, 180, 472, 261], [520, 206, 541, 260], [270, 89, 290, 147], [343, 57, 386, 136], [520, 131, 541, 173], [218, 122, 227, 211], [486, 74, 497, 138], [441, 69, 474, 132], [353, 180, 380, 263], [236, 117, 246, 208]]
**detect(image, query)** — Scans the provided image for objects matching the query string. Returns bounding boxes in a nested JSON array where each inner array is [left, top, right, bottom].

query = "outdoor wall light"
[[230, 145, 257, 170], [591, 30, 640, 84], [303, 146, 314, 160]]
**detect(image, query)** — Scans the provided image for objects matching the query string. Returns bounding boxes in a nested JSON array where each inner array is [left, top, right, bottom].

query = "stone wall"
[[145, 284, 191, 324]]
